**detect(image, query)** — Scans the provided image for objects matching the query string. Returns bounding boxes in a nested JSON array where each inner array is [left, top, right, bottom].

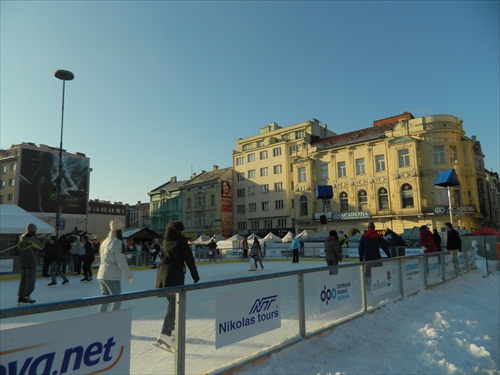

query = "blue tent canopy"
[[433, 169, 460, 187]]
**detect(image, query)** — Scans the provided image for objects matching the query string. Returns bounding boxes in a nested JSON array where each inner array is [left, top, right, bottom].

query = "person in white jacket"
[[97, 218, 133, 313]]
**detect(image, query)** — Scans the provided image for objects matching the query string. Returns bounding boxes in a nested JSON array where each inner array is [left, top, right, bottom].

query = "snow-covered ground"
[[1, 258, 499, 374]]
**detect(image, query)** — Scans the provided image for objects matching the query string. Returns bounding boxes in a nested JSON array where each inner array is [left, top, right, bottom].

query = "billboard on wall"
[[18, 148, 90, 215], [221, 180, 233, 236]]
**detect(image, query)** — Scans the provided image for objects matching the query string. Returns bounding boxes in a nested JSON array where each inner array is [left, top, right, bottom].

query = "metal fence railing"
[[0, 249, 476, 374]]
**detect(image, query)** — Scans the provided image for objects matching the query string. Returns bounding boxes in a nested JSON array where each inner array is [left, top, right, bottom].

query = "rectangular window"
[[261, 184, 269, 193], [0, 181, 5, 189], [337, 161, 346, 177], [275, 200, 284, 209], [375, 155, 386, 172], [247, 153, 255, 162], [249, 203, 257, 212], [273, 147, 282, 157], [289, 145, 299, 154], [277, 218, 287, 228], [237, 188, 245, 197], [462, 147, 468, 165], [274, 182, 283, 191], [210, 195, 215, 206], [264, 219, 272, 229], [433, 146, 445, 164], [248, 186, 256, 195], [10, 164, 16, 171], [236, 157, 244, 165], [450, 146, 458, 163], [261, 201, 269, 211], [295, 130, 305, 138], [320, 164, 328, 180], [243, 144, 252, 151], [1, 166, 6, 174], [237, 173, 245, 181], [260, 150, 268, 160], [298, 167, 306, 182], [260, 167, 268, 176], [237, 221, 247, 230], [355, 158, 365, 175], [273, 165, 282, 174], [398, 149, 410, 167], [248, 170, 256, 179], [257, 140, 264, 147], [251, 220, 260, 230]]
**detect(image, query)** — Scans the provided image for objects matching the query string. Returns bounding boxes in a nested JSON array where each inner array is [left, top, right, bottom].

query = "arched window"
[[300, 195, 308, 216], [401, 184, 414, 208], [378, 187, 389, 210], [340, 192, 348, 212], [358, 190, 368, 211]]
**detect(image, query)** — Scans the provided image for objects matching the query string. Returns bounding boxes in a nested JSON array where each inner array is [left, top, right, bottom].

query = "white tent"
[[296, 229, 316, 241], [262, 232, 283, 242], [281, 231, 294, 243], [308, 229, 329, 241], [227, 233, 244, 242], [247, 233, 261, 241], [212, 234, 228, 243], [0, 204, 55, 234], [191, 234, 211, 245]]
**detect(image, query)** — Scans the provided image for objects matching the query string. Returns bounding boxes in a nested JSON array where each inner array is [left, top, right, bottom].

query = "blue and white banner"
[[318, 271, 353, 314], [403, 259, 421, 289], [216, 285, 280, 349], [0, 309, 131, 374]]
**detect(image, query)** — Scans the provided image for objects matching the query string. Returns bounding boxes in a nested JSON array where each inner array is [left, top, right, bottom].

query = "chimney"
[[213, 165, 219, 171], [170, 176, 177, 183]]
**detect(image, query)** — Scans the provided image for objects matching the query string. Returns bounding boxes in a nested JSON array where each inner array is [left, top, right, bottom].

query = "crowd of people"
[[16, 218, 465, 352]]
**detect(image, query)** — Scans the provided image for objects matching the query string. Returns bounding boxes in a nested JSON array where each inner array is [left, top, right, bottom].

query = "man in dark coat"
[[358, 222, 391, 280], [156, 221, 199, 350], [445, 222, 462, 251], [81, 236, 95, 282], [17, 223, 43, 305]]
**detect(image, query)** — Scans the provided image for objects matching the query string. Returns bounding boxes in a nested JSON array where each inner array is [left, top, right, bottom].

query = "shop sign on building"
[[331, 211, 371, 221]]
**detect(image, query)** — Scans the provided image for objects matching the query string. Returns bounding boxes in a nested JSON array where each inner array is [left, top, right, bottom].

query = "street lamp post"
[[54, 69, 74, 238]]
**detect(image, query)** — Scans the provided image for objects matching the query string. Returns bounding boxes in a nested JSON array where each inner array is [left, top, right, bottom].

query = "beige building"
[[182, 166, 233, 240], [230, 113, 491, 238], [87, 199, 127, 240], [232, 119, 336, 236]]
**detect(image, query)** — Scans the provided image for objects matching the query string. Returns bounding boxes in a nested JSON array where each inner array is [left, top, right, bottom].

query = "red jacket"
[[420, 228, 438, 253]]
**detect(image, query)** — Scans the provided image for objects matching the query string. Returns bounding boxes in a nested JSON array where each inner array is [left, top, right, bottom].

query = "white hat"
[[110, 218, 125, 232]]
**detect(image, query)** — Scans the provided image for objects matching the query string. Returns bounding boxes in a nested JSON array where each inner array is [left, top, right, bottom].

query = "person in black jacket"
[[433, 229, 442, 250], [445, 222, 462, 251], [358, 222, 391, 280], [17, 224, 43, 305], [81, 236, 95, 282], [46, 235, 70, 286], [155, 221, 200, 350]]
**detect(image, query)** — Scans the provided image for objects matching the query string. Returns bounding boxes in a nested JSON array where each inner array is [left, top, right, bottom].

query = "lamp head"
[[54, 69, 74, 81]]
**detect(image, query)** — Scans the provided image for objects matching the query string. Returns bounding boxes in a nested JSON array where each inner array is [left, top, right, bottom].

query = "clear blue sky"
[[2, 1, 499, 205]]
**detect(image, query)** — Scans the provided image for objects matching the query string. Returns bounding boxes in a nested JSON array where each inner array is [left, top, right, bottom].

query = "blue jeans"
[[50, 262, 68, 283], [98, 279, 122, 313]]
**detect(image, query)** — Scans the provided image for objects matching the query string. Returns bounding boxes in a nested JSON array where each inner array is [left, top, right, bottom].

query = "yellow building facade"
[[232, 113, 485, 238]]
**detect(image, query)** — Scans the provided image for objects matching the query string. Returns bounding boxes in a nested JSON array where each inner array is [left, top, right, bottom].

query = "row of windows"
[[89, 206, 125, 214], [237, 218, 288, 230], [237, 199, 285, 213], [0, 165, 16, 173], [308, 146, 467, 181], [0, 179, 15, 188], [240, 131, 307, 152], [236, 182, 283, 197]]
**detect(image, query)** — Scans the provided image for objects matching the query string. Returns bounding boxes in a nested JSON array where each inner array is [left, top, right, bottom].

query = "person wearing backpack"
[[17, 223, 43, 305]]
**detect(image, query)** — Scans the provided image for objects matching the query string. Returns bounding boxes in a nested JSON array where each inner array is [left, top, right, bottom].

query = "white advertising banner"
[[0, 258, 14, 273], [318, 271, 353, 314], [0, 309, 132, 374], [371, 265, 395, 297], [216, 285, 280, 349], [403, 259, 421, 289], [427, 256, 440, 278]]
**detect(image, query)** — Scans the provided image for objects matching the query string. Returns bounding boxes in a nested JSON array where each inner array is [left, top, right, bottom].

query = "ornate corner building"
[[231, 113, 499, 236]]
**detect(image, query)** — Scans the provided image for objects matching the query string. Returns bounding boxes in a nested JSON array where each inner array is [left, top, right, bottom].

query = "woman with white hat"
[[97, 218, 133, 313]]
